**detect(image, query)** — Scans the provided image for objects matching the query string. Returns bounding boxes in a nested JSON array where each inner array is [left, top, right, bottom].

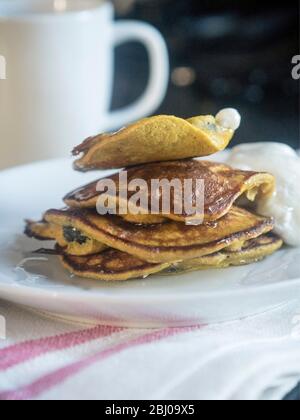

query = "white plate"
[[0, 157, 299, 328]]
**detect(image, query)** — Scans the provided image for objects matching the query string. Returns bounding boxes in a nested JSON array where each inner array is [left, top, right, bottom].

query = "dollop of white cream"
[[227, 142, 300, 247], [216, 108, 241, 131]]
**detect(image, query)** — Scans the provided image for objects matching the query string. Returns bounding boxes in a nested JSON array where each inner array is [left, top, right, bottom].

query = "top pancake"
[[72, 115, 235, 170], [64, 160, 275, 224]]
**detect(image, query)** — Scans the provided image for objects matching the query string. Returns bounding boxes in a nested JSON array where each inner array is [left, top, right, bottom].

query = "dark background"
[[112, 0, 299, 148]]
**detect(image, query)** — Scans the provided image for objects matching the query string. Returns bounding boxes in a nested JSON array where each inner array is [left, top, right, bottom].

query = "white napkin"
[[1, 299, 300, 400]]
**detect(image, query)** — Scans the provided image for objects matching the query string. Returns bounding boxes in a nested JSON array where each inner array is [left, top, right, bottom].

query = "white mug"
[[0, 0, 169, 168]]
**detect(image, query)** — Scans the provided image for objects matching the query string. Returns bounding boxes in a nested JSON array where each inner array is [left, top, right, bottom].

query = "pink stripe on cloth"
[[0, 325, 123, 371], [0, 326, 199, 400]]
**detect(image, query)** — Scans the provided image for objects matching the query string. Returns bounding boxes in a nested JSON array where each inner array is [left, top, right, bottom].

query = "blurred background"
[[112, 0, 299, 148], [0, 0, 299, 170]]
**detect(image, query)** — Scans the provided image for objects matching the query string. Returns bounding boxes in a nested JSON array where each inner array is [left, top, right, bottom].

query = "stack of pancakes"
[[25, 114, 283, 281]]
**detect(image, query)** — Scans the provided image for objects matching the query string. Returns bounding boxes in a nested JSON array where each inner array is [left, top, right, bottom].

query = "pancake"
[[59, 234, 282, 281], [59, 248, 169, 282], [164, 234, 283, 274], [72, 115, 235, 171], [42, 207, 275, 263], [64, 160, 275, 224], [25, 219, 106, 256]]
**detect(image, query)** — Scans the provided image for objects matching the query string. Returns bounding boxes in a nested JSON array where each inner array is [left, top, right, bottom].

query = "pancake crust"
[[43, 207, 274, 263], [59, 234, 282, 281], [64, 160, 275, 224], [72, 115, 235, 171]]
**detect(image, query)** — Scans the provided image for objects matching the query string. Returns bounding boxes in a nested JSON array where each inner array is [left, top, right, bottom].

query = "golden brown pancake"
[[64, 160, 275, 224], [25, 219, 106, 256], [60, 248, 169, 282], [59, 234, 282, 281], [164, 234, 283, 274], [42, 207, 274, 263], [72, 115, 235, 171]]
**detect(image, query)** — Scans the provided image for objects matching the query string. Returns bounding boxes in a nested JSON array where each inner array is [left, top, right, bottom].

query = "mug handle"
[[104, 20, 169, 131]]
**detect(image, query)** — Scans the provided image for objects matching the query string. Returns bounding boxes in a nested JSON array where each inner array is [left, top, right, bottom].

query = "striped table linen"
[[1, 299, 300, 400]]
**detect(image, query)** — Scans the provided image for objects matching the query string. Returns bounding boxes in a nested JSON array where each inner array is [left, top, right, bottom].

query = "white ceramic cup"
[[0, 0, 169, 168]]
